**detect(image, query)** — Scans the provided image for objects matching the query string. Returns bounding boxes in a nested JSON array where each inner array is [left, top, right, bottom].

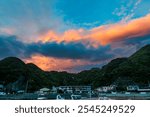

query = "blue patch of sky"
[[133, 1, 150, 18], [54, 0, 125, 29]]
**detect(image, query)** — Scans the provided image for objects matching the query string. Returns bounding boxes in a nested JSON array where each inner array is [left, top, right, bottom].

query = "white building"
[[96, 85, 116, 93], [127, 85, 139, 91], [58, 86, 91, 94], [39, 88, 50, 94], [138, 86, 150, 92], [127, 84, 150, 92]]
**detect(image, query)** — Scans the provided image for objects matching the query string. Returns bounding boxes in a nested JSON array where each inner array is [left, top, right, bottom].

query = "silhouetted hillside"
[[0, 57, 28, 92]]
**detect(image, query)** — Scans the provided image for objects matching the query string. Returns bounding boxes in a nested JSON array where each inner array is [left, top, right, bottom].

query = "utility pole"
[[25, 80, 28, 93]]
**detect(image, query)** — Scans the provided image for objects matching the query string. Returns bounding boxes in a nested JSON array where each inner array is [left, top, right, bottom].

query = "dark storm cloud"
[[120, 34, 150, 51], [123, 34, 150, 45], [27, 42, 114, 61], [0, 35, 114, 61], [0, 35, 26, 58]]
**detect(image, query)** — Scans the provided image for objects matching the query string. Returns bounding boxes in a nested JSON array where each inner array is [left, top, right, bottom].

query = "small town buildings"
[[58, 86, 91, 94], [127, 83, 150, 92], [17, 90, 25, 94], [127, 85, 139, 91], [138, 86, 150, 92], [96, 85, 116, 93], [137, 82, 150, 92], [39, 88, 50, 94]]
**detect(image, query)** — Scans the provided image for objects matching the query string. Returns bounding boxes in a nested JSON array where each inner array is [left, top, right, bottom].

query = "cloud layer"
[[0, 35, 113, 61], [1, 14, 150, 72], [39, 14, 150, 47]]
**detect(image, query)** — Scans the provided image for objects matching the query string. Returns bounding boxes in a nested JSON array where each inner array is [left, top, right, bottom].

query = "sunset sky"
[[0, 0, 150, 72]]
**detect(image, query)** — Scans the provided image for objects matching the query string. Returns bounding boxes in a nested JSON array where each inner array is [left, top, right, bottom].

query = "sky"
[[0, 0, 150, 72]]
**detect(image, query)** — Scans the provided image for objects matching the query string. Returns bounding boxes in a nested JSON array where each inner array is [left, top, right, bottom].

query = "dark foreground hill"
[[0, 44, 150, 92]]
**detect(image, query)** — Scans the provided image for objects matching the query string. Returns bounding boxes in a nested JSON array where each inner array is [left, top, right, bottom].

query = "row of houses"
[[95, 84, 150, 93], [1, 81, 150, 95], [0, 84, 92, 95], [95, 85, 116, 93], [127, 85, 150, 92], [37, 86, 92, 94], [58, 86, 91, 94]]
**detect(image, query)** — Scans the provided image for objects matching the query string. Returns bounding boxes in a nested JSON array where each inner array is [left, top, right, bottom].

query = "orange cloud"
[[39, 28, 85, 43], [90, 14, 150, 45], [39, 14, 150, 47], [24, 54, 101, 72]]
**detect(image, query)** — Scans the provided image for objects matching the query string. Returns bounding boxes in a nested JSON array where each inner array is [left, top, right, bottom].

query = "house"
[[58, 86, 91, 94], [96, 85, 116, 93], [127, 85, 139, 91], [39, 88, 50, 94], [137, 86, 150, 92], [126, 83, 150, 92], [17, 90, 25, 94]]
